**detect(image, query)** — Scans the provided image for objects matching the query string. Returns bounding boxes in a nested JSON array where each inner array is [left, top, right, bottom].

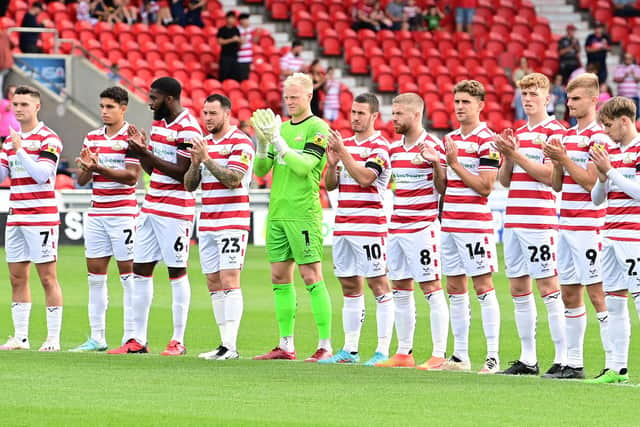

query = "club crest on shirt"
[[166, 132, 177, 142], [240, 151, 251, 164], [294, 135, 303, 142], [220, 148, 230, 156], [113, 141, 124, 151], [577, 137, 589, 148], [359, 148, 371, 158], [411, 153, 425, 164], [532, 136, 545, 145], [623, 153, 634, 164], [29, 141, 39, 151], [465, 142, 478, 153]]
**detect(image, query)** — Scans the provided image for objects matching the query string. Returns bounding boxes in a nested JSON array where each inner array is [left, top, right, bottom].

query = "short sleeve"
[[38, 135, 62, 165], [176, 121, 203, 158], [227, 139, 255, 174], [478, 135, 500, 170], [364, 143, 389, 177]]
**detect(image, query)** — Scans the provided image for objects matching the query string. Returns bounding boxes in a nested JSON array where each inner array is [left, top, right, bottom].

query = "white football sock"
[[393, 289, 415, 355], [46, 306, 63, 342], [543, 290, 566, 365], [132, 274, 153, 345], [11, 302, 31, 341], [342, 295, 365, 353], [170, 275, 191, 344], [211, 291, 226, 346], [478, 289, 500, 360], [606, 294, 630, 372], [449, 292, 470, 361], [513, 293, 537, 366], [375, 292, 394, 356], [120, 273, 135, 345], [224, 289, 243, 352], [425, 289, 448, 358], [565, 306, 586, 368], [597, 310, 613, 370], [88, 273, 108, 343], [279, 336, 294, 353]]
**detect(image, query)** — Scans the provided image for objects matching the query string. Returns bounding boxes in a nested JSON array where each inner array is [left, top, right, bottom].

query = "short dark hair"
[[354, 92, 379, 113], [225, 10, 236, 18], [238, 13, 250, 20], [205, 93, 232, 110], [292, 39, 303, 48], [100, 86, 129, 105], [14, 85, 41, 99], [31, 2, 43, 10], [150, 77, 181, 99]]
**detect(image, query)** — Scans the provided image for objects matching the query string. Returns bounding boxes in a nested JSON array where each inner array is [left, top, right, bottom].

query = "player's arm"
[[328, 129, 378, 187], [195, 137, 246, 189], [324, 140, 340, 191], [127, 125, 192, 183], [183, 158, 202, 191], [543, 138, 567, 192], [591, 145, 640, 201], [251, 111, 275, 177], [94, 162, 140, 186], [511, 152, 553, 186], [445, 135, 497, 197], [0, 151, 8, 182], [11, 130, 57, 184], [493, 132, 515, 187], [419, 142, 446, 194]]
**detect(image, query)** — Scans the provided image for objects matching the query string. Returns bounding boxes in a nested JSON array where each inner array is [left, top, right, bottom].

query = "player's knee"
[[40, 276, 60, 292], [419, 280, 441, 295], [561, 288, 582, 308], [367, 276, 390, 295]]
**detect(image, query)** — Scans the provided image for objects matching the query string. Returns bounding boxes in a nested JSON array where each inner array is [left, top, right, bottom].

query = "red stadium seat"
[[350, 55, 369, 75], [376, 73, 395, 92]]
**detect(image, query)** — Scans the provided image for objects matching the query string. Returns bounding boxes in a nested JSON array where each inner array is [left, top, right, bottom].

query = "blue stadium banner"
[[14, 54, 69, 96]]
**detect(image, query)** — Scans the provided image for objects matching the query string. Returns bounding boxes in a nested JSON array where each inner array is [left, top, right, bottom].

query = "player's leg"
[[367, 274, 394, 365], [1, 226, 31, 350], [109, 213, 157, 354], [71, 216, 111, 352], [254, 219, 297, 360], [467, 233, 501, 374], [158, 216, 193, 356], [585, 240, 630, 384], [319, 235, 364, 364], [112, 216, 136, 346], [441, 231, 471, 371], [416, 279, 448, 371], [1, 261, 32, 350], [30, 226, 63, 352], [291, 220, 333, 362], [500, 228, 538, 375]]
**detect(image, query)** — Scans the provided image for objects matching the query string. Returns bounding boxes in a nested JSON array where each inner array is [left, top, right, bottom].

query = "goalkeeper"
[[251, 73, 334, 362]]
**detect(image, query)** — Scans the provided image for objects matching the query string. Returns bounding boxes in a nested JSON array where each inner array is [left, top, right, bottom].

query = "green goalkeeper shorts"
[[266, 219, 323, 264]]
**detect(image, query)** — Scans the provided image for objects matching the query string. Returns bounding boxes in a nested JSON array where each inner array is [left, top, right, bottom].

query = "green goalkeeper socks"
[[273, 283, 296, 338], [306, 280, 332, 340]]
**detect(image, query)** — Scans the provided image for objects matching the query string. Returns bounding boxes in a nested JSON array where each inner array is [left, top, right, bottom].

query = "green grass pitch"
[[0, 244, 638, 426]]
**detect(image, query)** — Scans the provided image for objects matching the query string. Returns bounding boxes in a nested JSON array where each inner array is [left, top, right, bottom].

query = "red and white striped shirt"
[[0, 122, 62, 226], [442, 123, 499, 234], [323, 79, 341, 110], [559, 121, 609, 231], [199, 126, 254, 232], [602, 136, 640, 241], [141, 109, 202, 221], [505, 117, 565, 229], [389, 130, 445, 234], [333, 132, 391, 237], [280, 52, 305, 75], [83, 123, 139, 217], [238, 26, 255, 64]]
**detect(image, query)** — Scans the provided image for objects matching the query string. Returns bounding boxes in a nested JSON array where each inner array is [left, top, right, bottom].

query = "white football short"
[[333, 235, 387, 278], [601, 238, 640, 293], [388, 222, 441, 282], [503, 228, 558, 279], [133, 213, 193, 268], [557, 229, 602, 286], [85, 215, 136, 261], [199, 230, 249, 274], [441, 231, 498, 277], [5, 225, 59, 264]]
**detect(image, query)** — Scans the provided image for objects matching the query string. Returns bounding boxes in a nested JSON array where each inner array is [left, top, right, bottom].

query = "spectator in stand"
[[309, 59, 326, 117], [115, 0, 138, 24], [512, 57, 533, 121], [558, 24, 581, 84], [140, 0, 160, 24], [157, 0, 172, 25], [92, 0, 120, 24], [77, 0, 98, 24], [323, 67, 341, 122], [280, 39, 305, 80], [352, 0, 378, 32], [455, 0, 476, 33], [217, 11, 242, 81], [186, 0, 206, 27], [19, 2, 49, 53], [0, 85, 19, 143], [585, 22, 611, 84], [613, 53, 640, 118], [550, 74, 568, 120], [170, 0, 186, 26], [386, 0, 407, 31], [424, 3, 444, 31], [613, 0, 640, 17], [404, 0, 423, 30], [371, 2, 393, 30], [237, 13, 258, 82], [597, 82, 614, 110], [569, 61, 599, 82]]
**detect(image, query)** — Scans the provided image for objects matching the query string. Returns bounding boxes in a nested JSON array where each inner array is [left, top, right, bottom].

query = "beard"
[[208, 122, 223, 134], [394, 122, 410, 134], [153, 102, 171, 121]]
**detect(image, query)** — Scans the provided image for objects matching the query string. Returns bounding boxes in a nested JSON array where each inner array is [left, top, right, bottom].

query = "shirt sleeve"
[[478, 135, 500, 170], [364, 143, 389, 177], [302, 122, 328, 161], [227, 138, 255, 175], [176, 121, 203, 158], [38, 135, 62, 166]]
